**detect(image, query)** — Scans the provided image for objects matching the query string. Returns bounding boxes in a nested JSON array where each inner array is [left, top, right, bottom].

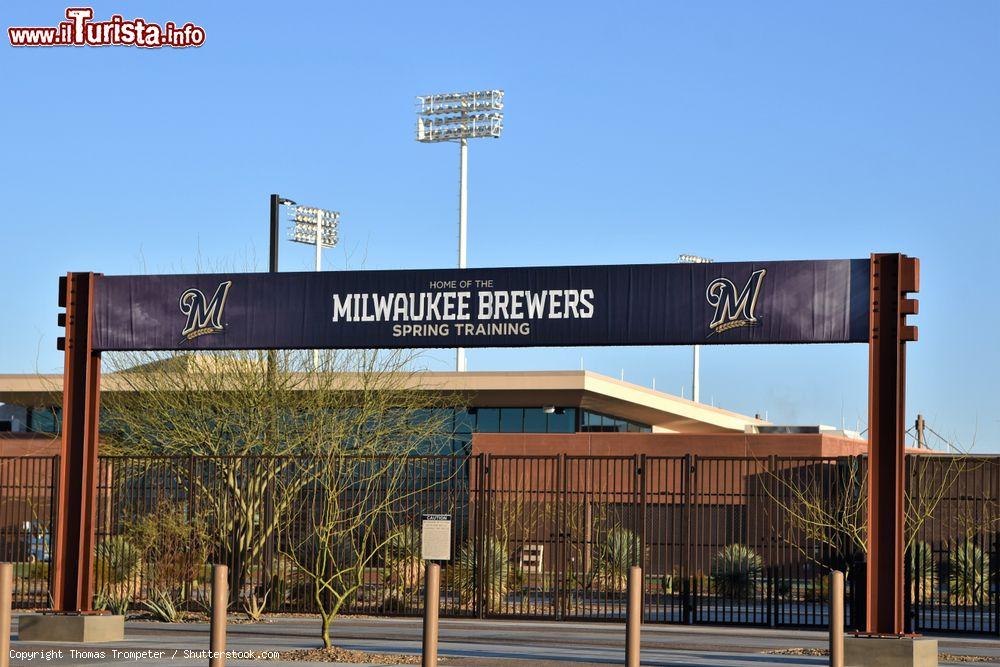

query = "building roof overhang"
[[0, 369, 764, 434]]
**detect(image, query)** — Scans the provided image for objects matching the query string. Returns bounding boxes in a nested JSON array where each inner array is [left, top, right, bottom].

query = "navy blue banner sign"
[[91, 259, 871, 352]]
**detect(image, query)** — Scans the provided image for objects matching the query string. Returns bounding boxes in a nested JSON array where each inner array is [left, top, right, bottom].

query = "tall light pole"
[[416, 89, 504, 372], [267, 195, 297, 400], [679, 254, 714, 403], [289, 203, 341, 369], [269, 194, 297, 273]]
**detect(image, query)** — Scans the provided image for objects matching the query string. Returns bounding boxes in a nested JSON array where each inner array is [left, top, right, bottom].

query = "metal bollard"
[[626, 565, 642, 667], [830, 570, 844, 667], [0, 563, 12, 667], [210, 565, 228, 667], [422, 562, 441, 667]]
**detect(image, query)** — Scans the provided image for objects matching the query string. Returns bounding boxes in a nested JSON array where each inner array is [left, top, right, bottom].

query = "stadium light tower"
[[416, 89, 504, 372], [289, 203, 341, 368], [679, 254, 714, 403]]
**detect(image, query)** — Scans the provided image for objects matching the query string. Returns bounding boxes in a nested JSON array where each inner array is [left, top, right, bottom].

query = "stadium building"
[[0, 368, 869, 458]]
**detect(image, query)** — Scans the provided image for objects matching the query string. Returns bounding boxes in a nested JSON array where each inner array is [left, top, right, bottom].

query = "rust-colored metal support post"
[[422, 562, 441, 667], [53, 272, 102, 612], [0, 563, 12, 667], [626, 565, 642, 667], [866, 253, 919, 635], [210, 564, 228, 667], [830, 570, 844, 667]]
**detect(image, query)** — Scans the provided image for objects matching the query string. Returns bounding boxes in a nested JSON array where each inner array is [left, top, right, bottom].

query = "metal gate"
[[477, 453, 861, 627]]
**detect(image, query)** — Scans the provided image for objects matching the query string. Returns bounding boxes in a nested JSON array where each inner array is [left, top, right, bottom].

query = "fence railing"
[[0, 452, 997, 634], [0, 456, 57, 609]]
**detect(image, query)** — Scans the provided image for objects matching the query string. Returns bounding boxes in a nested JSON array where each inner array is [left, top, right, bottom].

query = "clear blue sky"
[[1, 2, 997, 449]]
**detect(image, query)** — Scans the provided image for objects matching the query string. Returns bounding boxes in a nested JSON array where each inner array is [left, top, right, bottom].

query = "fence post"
[[637, 454, 647, 576], [555, 453, 565, 620], [0, 562, 12, 667], [187, 454, 196, 611], [853, 455, 867, 632], [903, 454, 913, 634], [995, 457, 1000, 639], [626, 565, 642, 667], [767, 454, 777, 628], [682, 454, 694, 624], [261, 458, 275, 613], [210, 564, 227, 667], [830, 570, 844, 667], [474, 454, 489, 620], [423, 562, 441, 667], [48, 455, 60, 609]]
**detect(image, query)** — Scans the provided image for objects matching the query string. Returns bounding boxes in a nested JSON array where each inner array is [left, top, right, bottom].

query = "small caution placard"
[[421, 513, 452, 561]]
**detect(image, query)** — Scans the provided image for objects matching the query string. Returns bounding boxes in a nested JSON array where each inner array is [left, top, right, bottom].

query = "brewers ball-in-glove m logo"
[[705, 269, 766, 335], [179, 281, 232, 341]]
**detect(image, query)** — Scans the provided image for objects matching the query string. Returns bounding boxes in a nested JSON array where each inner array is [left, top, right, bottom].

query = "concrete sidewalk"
[[8, 614, 1000, 666]]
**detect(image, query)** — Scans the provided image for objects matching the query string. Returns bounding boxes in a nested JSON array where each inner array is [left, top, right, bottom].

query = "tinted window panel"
[[499, 408, 523, 433], [476, 408, 500, 432], [548, 408, 576, 433], [523, 409, 547, 432]]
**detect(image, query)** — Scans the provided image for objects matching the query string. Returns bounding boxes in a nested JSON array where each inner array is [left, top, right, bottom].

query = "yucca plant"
[[94, 536, 142, 615], [711, 544, 762, 599], [241, 590, 268, 622], [143, 588, 181, 622], [593, 526, 642, 592], [381, 526, 424, 610], [909, 541, 936, 601], [452, 538, 509, 612], [947, 540, 990, 606], [95, 584, 131, 616], [95, 536, 142, 587]]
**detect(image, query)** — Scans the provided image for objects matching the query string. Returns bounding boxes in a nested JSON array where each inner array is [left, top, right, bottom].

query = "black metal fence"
[[0, 456, 57, 609], [0, 453, 997, 634]]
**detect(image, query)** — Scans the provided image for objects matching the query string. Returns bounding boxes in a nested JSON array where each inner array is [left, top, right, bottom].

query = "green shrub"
[[143, 588, 181, 622], [384, 525, 422, 561], [947, 540, 990, 606], [593, 526, 642, 592], [909, 541, 936, 599], [710, 544, 762, 599], [381, 526, 424, 610], [95, 585, 131, 616], [95, 536, 142, 585], [452, 538, 509, 612], [14, 562, 48, 581], [127, 502, 210, 600], [282, 580, 316, 609], [802, 575, 829, 602], [93, 536, 142, 614]]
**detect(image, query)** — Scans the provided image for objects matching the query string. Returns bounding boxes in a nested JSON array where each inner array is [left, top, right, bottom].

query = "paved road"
[[8, 615, 1000, 666]]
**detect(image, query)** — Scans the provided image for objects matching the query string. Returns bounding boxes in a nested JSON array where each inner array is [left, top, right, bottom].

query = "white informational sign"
[[421, 513, 452, 561]]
